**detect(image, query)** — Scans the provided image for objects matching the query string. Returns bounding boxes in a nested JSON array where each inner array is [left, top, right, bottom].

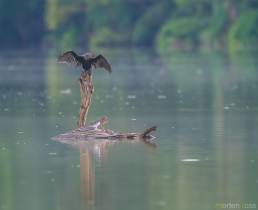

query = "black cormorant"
[[57, 51, 112, 74]]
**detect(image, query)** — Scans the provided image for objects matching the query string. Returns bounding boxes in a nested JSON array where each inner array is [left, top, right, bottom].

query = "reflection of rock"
[[92, 140, 110, 161], [52, 102, 156, 210], [75, 139, 112, 209], [80, 148, 94, 206]]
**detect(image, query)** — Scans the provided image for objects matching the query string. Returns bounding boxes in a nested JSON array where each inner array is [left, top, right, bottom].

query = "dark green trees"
[[0, 0, 257, 52], [0, 0, 45, 48]]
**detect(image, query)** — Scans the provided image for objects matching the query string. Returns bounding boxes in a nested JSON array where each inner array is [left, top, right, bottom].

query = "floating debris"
[[17, 131, 24, 134], [131, 118, 137, 121], [127, 95, 136, 99], [181, 159, 200, 162], [60, 88, 72, 95], [224, 106, 230, 110], [48, 152, 57, 155], [157, 95, 167, 99]]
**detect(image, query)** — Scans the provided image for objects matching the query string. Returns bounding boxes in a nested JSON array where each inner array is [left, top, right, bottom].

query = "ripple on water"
[[157, 95, 167, 99], [181, 159, 200, 162], [48, 152, 57, 156], [17, 131, 24, 134], [60, 88, 72, 95], [127, 95, 136, 99]]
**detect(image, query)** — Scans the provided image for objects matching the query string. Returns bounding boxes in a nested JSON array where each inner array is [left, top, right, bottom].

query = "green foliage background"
[[0, 0, 257, 52]]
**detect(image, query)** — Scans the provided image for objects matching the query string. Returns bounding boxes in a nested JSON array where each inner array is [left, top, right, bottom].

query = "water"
[[0, 49, 258, 210]]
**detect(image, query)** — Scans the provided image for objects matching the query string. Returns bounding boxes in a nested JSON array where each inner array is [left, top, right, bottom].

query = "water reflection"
[[0, 48, 258, 210], [80, 139, 116, 209], [80, 148, 94, 209]]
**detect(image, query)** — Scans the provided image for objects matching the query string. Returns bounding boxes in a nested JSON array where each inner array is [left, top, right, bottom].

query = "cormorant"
[[57, 51, 112, 74]]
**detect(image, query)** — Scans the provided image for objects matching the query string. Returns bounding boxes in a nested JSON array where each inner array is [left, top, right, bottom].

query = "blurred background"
[[0, 1, 258, 210], [0, 0, 258, 52]]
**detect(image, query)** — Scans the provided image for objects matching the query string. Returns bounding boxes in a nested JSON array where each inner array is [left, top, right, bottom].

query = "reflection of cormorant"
[[57, 51, 112, 75]]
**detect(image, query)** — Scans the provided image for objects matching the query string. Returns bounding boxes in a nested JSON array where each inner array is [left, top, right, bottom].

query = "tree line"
[[0, 0, 257, 52]]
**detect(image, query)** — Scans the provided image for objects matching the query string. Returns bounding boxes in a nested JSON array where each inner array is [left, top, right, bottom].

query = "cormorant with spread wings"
[[57, 51, 112, 75]]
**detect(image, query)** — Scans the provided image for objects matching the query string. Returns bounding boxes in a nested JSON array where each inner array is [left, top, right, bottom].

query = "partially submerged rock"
[[52, 116, 157, 146]]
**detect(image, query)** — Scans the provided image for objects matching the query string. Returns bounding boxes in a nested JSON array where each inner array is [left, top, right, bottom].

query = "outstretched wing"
[[92, 55, 112, 73], [57, 51, 81, 66]]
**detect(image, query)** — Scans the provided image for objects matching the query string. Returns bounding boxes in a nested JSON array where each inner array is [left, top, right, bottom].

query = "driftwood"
[[53, 71, 157, 145]]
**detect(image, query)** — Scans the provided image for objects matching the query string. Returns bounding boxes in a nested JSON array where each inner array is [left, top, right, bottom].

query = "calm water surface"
[[0, 49, 258, 210]]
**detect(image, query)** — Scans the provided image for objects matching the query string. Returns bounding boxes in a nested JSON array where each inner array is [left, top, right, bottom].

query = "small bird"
[[57, 51, 112, 75]]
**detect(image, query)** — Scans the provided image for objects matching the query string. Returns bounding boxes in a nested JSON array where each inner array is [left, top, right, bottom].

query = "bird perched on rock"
[[57, 51, 112, 75]]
